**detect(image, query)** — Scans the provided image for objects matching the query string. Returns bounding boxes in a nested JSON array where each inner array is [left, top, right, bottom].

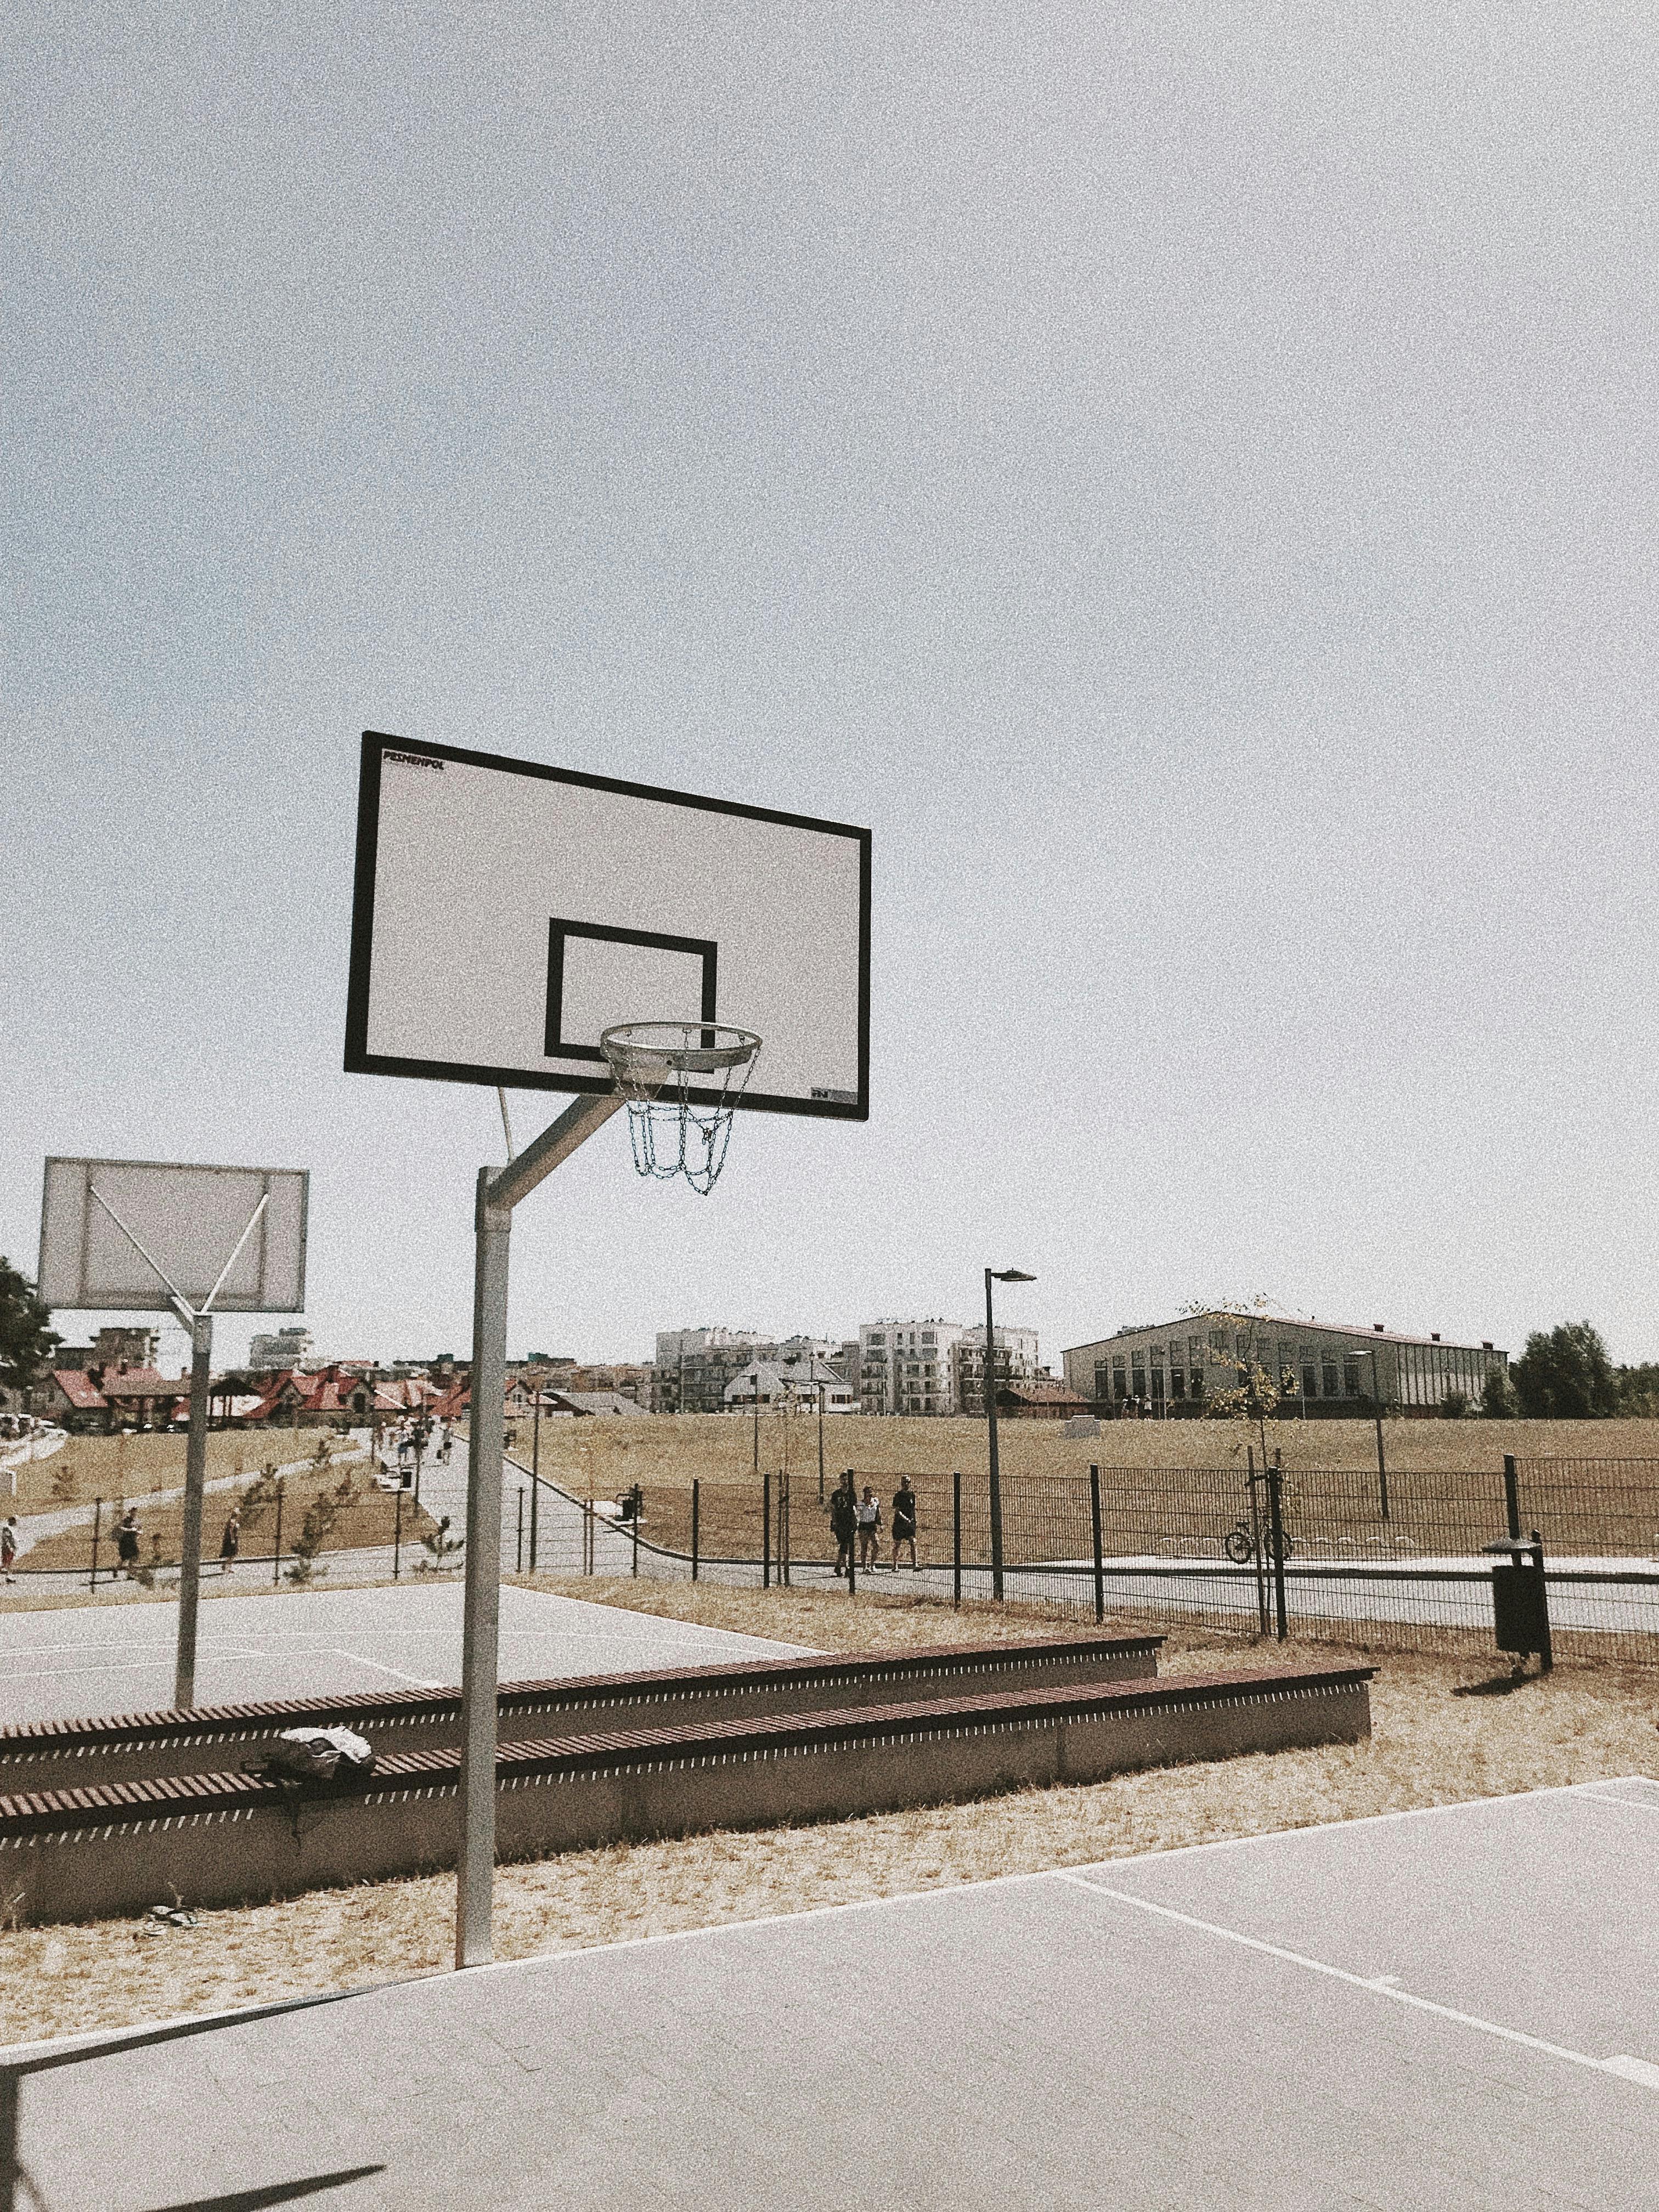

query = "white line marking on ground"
[[1605, 2056, 1659, 2088], [1574, 1786, 1659, 1816], [1054, 1872, 1656, 2090], [322, 1648, 445, 1688]]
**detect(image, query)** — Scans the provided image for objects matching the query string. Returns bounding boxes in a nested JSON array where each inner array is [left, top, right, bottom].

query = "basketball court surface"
[[13, 1780, 1659, 2209], [0, 1582, 811, 1724]]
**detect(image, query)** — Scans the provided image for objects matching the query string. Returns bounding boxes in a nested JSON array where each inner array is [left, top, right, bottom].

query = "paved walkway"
[[12, 1780, 1659, 2208]]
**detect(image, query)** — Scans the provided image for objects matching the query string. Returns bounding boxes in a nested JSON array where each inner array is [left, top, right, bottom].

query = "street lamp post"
[[984, 1268, 1035, 1601], [1368, 1344, 1390, 1522]]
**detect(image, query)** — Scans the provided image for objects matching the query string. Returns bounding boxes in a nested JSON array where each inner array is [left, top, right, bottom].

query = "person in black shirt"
[[828, 1471, 857, 1577], [890, 1475, 918, 1570]]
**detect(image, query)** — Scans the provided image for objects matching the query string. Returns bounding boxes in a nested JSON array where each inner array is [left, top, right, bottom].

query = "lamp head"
[[990, 1268, 1036, 1284]]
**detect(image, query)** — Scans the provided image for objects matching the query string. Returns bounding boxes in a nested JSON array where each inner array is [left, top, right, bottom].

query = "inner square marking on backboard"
[[545, 918, 719, 1064]]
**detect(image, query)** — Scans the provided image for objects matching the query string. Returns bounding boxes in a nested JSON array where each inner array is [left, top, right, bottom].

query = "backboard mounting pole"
[[455, 1090, 626, 1971], [173, 1313, 214, 1710], [82, 1180, 269, 1712]]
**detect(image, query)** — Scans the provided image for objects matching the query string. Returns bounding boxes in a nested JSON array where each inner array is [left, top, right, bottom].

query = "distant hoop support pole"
[[599, 1022, 761, 1196]]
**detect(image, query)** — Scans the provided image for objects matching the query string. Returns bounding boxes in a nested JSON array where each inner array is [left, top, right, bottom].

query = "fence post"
[[529, 1467, 539, 1575], [394, 1486, 403, 1581], [1531, 1527, 1554, 1672], [1266, 1465, 1288, 1642], [1089, 1464, 1105, 1624], [847, 1471, 857, 1598], [631, 1496, 639, 1578], [1503, 1453, 1521, 1541], [89, 1498, 101, 1593], [763, 1470, 771, 1590], [952, 1471, 962, 1607], [516, 1486, 524, 1576], [273, 1480, 284, 1587], [691, 1480, 701, 1582]]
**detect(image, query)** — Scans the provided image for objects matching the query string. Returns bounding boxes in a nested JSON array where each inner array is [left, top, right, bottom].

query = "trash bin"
[[1481, 1533, 1553, 1672]]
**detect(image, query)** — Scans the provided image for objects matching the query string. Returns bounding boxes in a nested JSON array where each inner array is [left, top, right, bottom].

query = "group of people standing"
[[827, 1471, 919, 1576]]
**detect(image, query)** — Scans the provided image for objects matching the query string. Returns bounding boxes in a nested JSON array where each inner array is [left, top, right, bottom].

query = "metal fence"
[[5, 1471, 465, 1593], [512, 1453, 1659, 1667]]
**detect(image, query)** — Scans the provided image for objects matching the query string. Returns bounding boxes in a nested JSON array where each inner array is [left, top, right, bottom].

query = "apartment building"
[[855, 1319, 970, 1415], [951, 1324, 1044, 1416]]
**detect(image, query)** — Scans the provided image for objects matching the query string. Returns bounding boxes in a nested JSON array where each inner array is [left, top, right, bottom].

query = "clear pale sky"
[[4, 5, 1655, 1376]]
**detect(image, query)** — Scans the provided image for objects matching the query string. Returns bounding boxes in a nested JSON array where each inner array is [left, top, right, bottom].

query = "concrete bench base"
[[0, 1635, 1163, 1792], [0, 1666, 1371, 1927]]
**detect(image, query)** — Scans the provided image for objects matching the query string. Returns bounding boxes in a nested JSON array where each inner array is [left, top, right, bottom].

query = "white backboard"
[[344, 734, 871, 1118], [38, 1159, 309, 1313]]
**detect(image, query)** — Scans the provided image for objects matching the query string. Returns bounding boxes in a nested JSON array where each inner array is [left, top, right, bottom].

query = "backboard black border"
[[343, 731, 872, 1120]]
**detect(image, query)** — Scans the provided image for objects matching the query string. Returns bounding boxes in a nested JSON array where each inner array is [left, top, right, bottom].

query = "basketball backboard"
[[38, 1158, 309, 1313], [343, 734, 871, 1119]]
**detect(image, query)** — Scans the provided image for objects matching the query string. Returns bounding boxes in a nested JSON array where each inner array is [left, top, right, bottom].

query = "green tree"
[[1189, 1298, 1299, 1466], [1616, 1362, 1659, 1417], [1512, 1323, 1620, 1419], [0, 1257, 58, 1393], [1480, 1364, 1519, 1419]]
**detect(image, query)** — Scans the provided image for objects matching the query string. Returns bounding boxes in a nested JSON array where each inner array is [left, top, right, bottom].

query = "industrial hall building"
[[1062, 1313, 1509, 1418]]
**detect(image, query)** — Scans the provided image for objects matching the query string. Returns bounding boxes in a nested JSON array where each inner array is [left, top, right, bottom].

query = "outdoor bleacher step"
[[0, 1660, 1373, 1926], [0, 1633, 1164, 1790]]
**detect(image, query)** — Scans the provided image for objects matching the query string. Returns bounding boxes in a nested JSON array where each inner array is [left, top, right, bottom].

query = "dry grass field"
[[4, 1427, 358, 1517], [516, 1412, 1659, 1565], [18, 1463, 438, 1575], [515, 1410, 1659, 1491], [3, 1576, 1656, 2046]]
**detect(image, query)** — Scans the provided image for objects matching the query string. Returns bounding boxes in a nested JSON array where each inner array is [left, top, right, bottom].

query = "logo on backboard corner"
[[811, 1088, 857, 1104], [384, 751, 444, 771]]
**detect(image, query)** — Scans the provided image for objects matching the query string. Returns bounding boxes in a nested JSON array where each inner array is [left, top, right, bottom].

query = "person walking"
[[890, 1476, 918, 1571], [855, 1484, 883, 1572], [829, 1471, 857, 1578], [218, 1507, 241, 1576], [1, 1516, 17, 1583], [116, 1505, 142, 1579]]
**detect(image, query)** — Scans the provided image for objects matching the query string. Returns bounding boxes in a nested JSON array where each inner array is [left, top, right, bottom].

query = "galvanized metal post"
[[516, 1486, 524, 1575], [456, 1168, 510, 1971], [393, 1484, 403, 1580], [273, 1479, 283, 1585], [173, 1312, 214, 1709], [763, 1469, 771, 1589], [1531, 1528, 1554, 1671], [1089, 1464, 1105, 1624], [952, 1470, 962, 1607], [529, 1380, 541, 1571], [985, 1271, 1005, 1600], [89, 1498, 101, 1592], [691, 1479, 700, 1582], [1266, 1465, 1289, 1643]]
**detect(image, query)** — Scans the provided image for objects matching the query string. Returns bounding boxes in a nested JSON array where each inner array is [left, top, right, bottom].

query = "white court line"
[[320, 1647, 445, 1689], [1575, 1784, 1659, 1815], [1054, 1870, 1659, 2092]]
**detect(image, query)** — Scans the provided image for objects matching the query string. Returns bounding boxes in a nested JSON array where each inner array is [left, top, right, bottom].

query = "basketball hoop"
[[599, 1022, 761, 1195]]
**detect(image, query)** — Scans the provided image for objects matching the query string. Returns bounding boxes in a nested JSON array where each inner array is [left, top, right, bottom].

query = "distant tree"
[[1188, 1297, 1299, 1466], [0, 1258, 58, 1393], [1512, 1323, 1620, 1419], [1441, 1389, 1469, 1420], [1480, 1364, 1519, 1419], [1616, 1363, 1659, 1418]]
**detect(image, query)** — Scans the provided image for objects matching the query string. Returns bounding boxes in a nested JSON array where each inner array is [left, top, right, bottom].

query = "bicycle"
[[1222, 1516, 1295, 1566]]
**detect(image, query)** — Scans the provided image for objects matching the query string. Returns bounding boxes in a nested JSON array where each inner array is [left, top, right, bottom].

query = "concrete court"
[[16, 1780, 1659, 2210], [0, 1581, 812, 1724]]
